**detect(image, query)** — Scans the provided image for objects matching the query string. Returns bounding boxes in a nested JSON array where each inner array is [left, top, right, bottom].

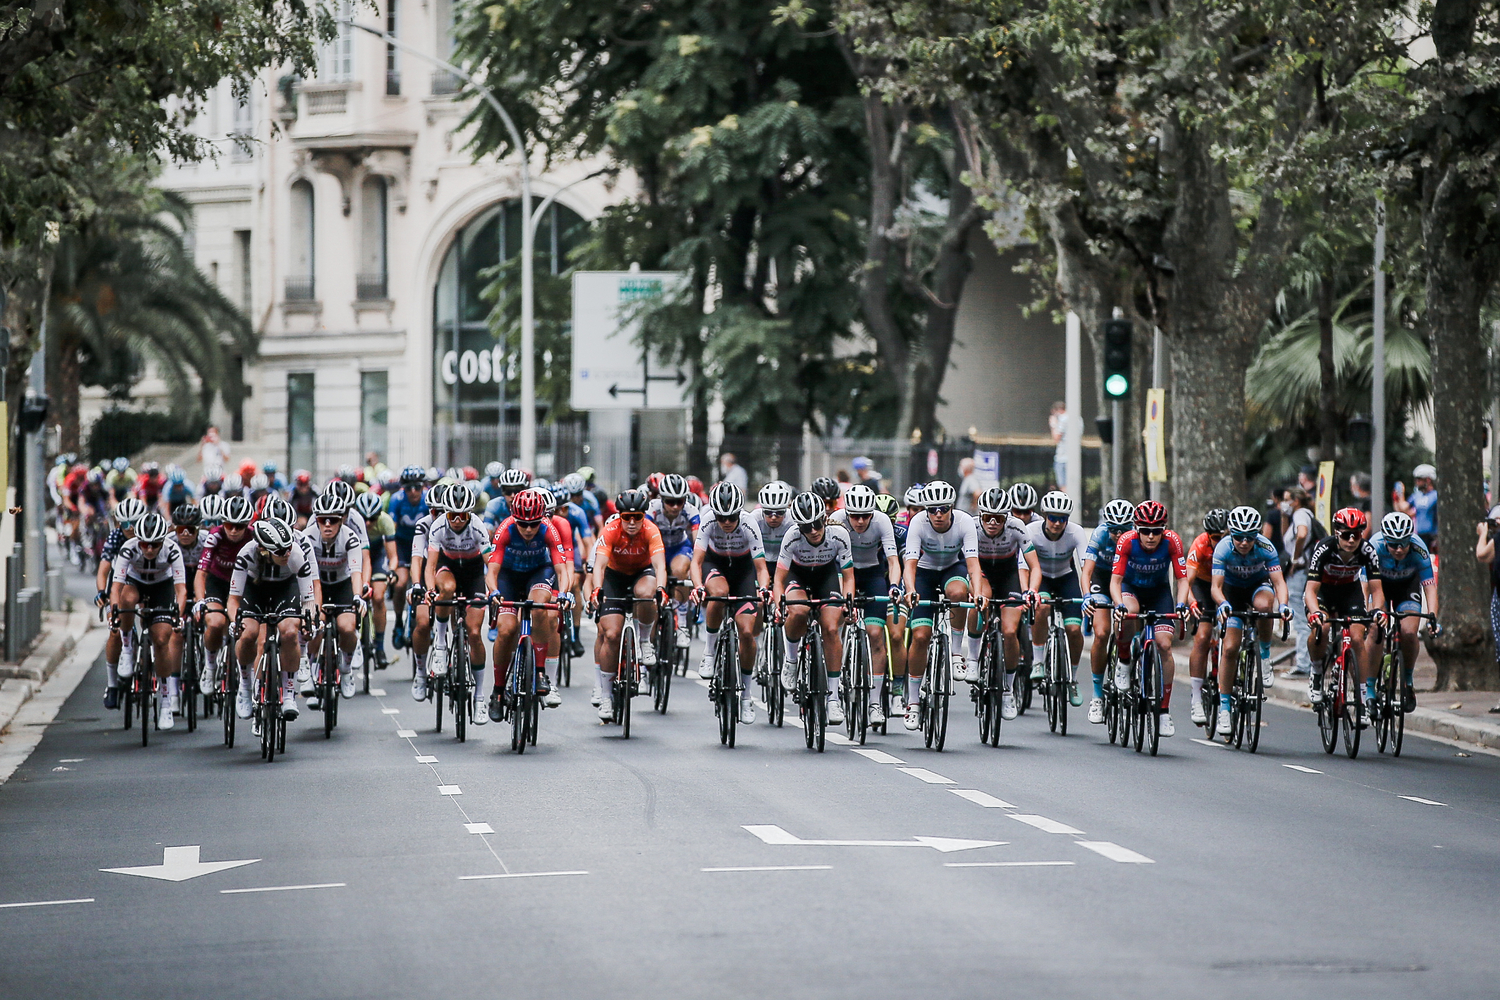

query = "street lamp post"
[[345, 21, 537, 471]]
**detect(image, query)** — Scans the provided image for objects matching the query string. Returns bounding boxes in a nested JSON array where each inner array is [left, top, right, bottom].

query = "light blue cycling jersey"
[[1370, 532, 1434, 585], [1084, 523, 1128, 564], [1211, 534, 1280, 588]]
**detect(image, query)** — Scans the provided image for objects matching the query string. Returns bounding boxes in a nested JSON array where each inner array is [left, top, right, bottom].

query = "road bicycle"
[[700, 594, 762, 747], [973, 594, 1027, 747], [782, 596, 846, 753], [112, 606, 157, 747], [1113, 608, 1184, 757], [178, 605, 202, 734], [492, 597, 564, 753], [432, 595, 485, 743], [1038, 596, 1084, 736], [592, 594, 656, 738], [1213, 608, 1289, 752], [1194, 606, 1220, 738], [912, 597, 977, 752], [1372, 610, 1438, 757], [1313, 612, 1376, 759], [219, 619, 240, 749], [666, 576, 695, 678], [838, 596, 880, 746], [649, 591, 679, 713], [312, 602, 344, 739], [246, 603, 304, 763], [357, 597, 377, 695], [755, 598, 786, 727]]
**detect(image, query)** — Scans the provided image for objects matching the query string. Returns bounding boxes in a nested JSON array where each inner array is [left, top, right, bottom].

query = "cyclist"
[[536, 487, 577, 689], [1109, 500, 1190, 738], [200, 465, 225, 498], [1081, 497, 1135, 725], [172, 503, 207, 599], [898, 484, 924, 528], [163, 467, 195, 515], [552, 483, 592, 657], [424, 482, 494, 713], [107, 457, 136, 504], [228, 519, 316, 725], [875, 491, 912, 705], [263, 461, 287, 495], [482, 468, 531, 527], [304, 492, 366, 704], [1184, 507, 1230, 727], [1305, 507, 1384, 711], [196, 495, 256, 718], [480, 461, 506, 503], [135, 462, 166, 512], [1370, 510, 1438, 712], [773, 491, 855, 726], [388, 465, 429, 649], [222, 472, 244, 502], [691, 482, 769, 725], [97, 496, 149, 704], [971, 485, 1041, 719], [407, 482, 448, 700], [1023, 491, 1089, 710], [289, 471, 317, 528], [811, 476, 843, 515], [751, 482, 794, 563], [1009, 482, 1039, 528], [356, 489, 398, 670], [829, 483, 901, 725], [588, 489, 667, 721], [649, 473, 700, 646], [564, 471, 603, 534], [1210, 505, 1291, 735], [107, 512, 188, 727]]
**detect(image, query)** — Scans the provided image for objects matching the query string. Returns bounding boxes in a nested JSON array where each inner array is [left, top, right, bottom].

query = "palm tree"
[[47, 189, 254, 452]]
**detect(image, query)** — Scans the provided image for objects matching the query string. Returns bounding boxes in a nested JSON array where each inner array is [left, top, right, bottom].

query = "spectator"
[[198, 425, 229, 469], [718, 452, 748, 492], [851, 456, 882, 493], [1264, 486, 1289, 564], [836, 469, 852, 496], [1049, 401, 1068, 489], [957, 457, 983, 514], [1349, 471, 1372, 514], [1476, 507, 1500, 713], [1298, 465, 1317, 493], [363, 451, 389, 484], [1396, 463, 1439, 554], [1283, 486, 1316, 677]]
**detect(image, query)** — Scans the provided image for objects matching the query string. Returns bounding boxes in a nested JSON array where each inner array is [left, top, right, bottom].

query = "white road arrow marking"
[[101, 846, 260, 882], [742, 825, 1004, 853]]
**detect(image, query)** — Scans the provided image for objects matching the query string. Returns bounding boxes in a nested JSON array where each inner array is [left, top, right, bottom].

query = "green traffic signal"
[[1105, 373, 1130, 398]]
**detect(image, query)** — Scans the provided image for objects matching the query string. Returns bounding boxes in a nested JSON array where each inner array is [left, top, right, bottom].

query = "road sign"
[[571, 271, 689, 410], [1315, 460, 1335, 532], [101, 846, 259, 882], [742, 825, 1004, 853], [1144, 388, 1166, 482]]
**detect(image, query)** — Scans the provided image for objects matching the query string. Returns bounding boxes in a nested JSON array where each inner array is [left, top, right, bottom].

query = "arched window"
[[432, 199, 585, 429], [287, 179, 315, 300], [358, 176, 388, 300]]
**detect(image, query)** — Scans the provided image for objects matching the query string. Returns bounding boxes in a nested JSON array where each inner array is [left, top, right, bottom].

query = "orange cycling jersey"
[[1185, 531, 1221, 582], [598, 517, 664, 574]]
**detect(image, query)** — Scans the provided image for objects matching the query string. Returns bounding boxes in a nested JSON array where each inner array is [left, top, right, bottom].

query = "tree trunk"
[[56, 331, 80, 454], [1317, 273, 1338, 466]]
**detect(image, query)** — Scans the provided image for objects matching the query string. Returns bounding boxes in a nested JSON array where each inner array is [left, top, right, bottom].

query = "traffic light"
[[1103, 318, 1132, 399]]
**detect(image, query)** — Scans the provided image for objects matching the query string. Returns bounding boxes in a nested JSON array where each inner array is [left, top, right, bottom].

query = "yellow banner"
[[1315, 460, 1335, 532], [1144, 389, 1167, 483], [0, 401, 9, 507]]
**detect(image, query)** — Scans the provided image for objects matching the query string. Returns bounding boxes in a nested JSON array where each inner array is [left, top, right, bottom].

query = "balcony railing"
[[304, 86, 348, 115], [430, 69, 463, 96], [356, 273, 388, 301], [284, 276, 316, 301]]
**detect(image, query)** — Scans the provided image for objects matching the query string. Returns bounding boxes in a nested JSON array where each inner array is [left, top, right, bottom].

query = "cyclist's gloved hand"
[[1278, 603, 1292, 619], [1430, 620, 1444, 638], [690, 587, 706, 606], [1307, 610, 1327, 627], [352, 596, 367, 616], [95, 589, 108, 608], [1175, 602, 1190, 618], [1371, 608, 1389, 629], [408, 584, 426, 603], [557, 591, 574, 609], [1216, 601, 1232, 623]]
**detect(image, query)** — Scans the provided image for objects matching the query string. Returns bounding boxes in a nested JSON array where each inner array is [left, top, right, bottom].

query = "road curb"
[[0, 610, 98, 737], [1264, 676, 1500, 751]]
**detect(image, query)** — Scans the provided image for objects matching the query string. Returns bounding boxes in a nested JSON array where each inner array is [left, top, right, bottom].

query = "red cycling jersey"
[[1185, 532, 1220, 582]]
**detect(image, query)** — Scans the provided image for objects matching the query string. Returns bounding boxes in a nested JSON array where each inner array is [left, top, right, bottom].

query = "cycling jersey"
[[114, 537, 186, 586], [1370, 533, 1434, 585], [695, 516, 766, 561], [750, 508, 792, 564], [573, 491, 601, 524], [1210, 534, 1280, 588], [367, 512, 396, 544], [411, 513, 435, 561], [560, 500, 592, 545], [776, 524, 854, 571], [548, 513, 576, 563], [487, 517, 567, 573], [198, 527, 244, 583], [1111, 529, 1188, 590], [301, 523, 364, 583], [647, 497, 700, 551], [106, 470, 136, 501], [344, 509, 369, 549], [175, 529, 208, 571], [387, 491, 428, 541], [1185, 532, 1220, 582], [164, 481, 194, 510], [427, 519, 494, 562], [1084, 524, 1127, 565], [229, 541, 315, 600], [481, 494, 512, 528], [903, 510, 979, 570], [828, 509, 897, 569], [1023, 519, 1090, 578], [595, 516, 664, 575], [1306, 536, 1380, 588], [101, 528, 129, 563], [134, 472, 165, 505], [976, 515, 1032, 563]]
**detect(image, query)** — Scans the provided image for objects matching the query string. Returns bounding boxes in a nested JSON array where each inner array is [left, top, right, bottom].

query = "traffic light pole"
[[1111, 399, 1121, 499]]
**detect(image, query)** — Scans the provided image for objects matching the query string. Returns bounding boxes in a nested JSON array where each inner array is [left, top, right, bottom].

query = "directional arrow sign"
[[101, 846, 260, 883], [743, 825, 1004, 853]]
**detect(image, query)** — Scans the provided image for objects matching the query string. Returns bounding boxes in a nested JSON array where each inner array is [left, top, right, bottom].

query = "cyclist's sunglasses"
[[1230, 531, 1259, 541], [618, 513, 645, 523], [514, 517, 542, 527], [1137, 527, 1164, 537], [1044, 514, 1068, 524], [980, 514, 1007, 524], [927, 505, 953, 516], [315, 516, 342, 526], [1336, 529, 1361, 540], [139, 541, 162, 551], [714, 514, 740, 524], [1388, 540, 1410, 549]]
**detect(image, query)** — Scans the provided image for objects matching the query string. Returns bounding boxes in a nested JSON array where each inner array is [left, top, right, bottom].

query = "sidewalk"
[[0, 608, 100, 738]]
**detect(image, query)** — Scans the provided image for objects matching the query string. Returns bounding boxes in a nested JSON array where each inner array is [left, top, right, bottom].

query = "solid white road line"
[[465, 823, 495, 834], [850, 748, 906, 764], [1009, 814, 1085, 835], [950, 789, 1015, 809], [943, 861, 1075, 868], [438, 785, 461, 795], [701, 865, 832, 873], [0, 897, 94, 909], [396, 730, 417, 738], [1076, 841, 1154, 864], [1398, 795, 1448, 807], [1283, 764, 1323, 774], [459, 871, 588, 881], [221, 883, 346, 895], [896, 767, 955, 784]]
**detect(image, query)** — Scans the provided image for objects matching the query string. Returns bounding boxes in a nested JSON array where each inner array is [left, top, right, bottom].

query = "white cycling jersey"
[[903, 510, 979, 570], [426, 519, 493, 561], [776, 523, 854, 571], [229, 540, 316, 600], [175, 529, 208, 571], [829, 509, 898, 569], [345, 509, 369, 549], [411, 513, 436, 561], [977, 515, 1033, 561], [114, 537, 186, 587], [648, 497, 700, 550], [1023, 519, 1090, 578], [750, 508, 792, 563], [694, 516, 765, 560], [300, 523, 363, 583]]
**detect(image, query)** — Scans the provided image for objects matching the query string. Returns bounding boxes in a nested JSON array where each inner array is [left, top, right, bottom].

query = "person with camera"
[[1475, 505, 1500, 713]]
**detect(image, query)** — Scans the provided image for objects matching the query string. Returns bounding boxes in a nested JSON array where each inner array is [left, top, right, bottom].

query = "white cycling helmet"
[[1413, 464, 1437, 481], [562, 472, 586, 494], [311, 492, 346, 519], [921, 480, 957, 508], [323, 479, 355, 507], [262, 497, 296, 526], [499, 469, 529, 489], [115, 497, 148, 526], [253, 518, 295, 554], [758, 481, 793, 511], [198, 493, 225, 525], [354, 489, 384, 521], [484, 461, 505, 479], [1380, 510, 1414, 542], [903, 484, 925, 507], [708, 481, 744, 518], [221, 495, 254, 525], [790, 492, 826, 528], [977, 486, 1010, 516], [1102, 498, 1135, 528], [250, 473, 269, 491], [448, 482, 478, 513], [425, 482, 451, 514], [135, 512, 170, 545], [659, 473, 690, 500], [1039, 490, 1073, 517], [843, 483, 877, 514], [1009, 482, 1039, 511], [535, 486, 557, 516], [1227, 505, 1263, 536]]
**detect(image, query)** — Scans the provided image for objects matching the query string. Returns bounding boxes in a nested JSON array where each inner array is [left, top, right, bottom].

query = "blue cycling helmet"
[[113, 457, 129, 472], [168, 468, 185, 484]]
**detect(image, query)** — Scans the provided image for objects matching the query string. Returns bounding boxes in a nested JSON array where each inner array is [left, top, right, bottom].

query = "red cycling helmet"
[[462, 465, 479, 481], [511, 489, 546, 523], [1133, 500, 1168, 529], [646, 472, 665, 496], [295, 470, 311, 486], [1332, 507, 1367, 533]]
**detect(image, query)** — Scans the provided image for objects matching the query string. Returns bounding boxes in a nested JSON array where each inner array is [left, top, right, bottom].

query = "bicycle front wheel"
[[512, 637, 532, 753], [1246, 658, 1263, 754], [1339, 657, 1361, 758], [1317, 664, 1339, 754]]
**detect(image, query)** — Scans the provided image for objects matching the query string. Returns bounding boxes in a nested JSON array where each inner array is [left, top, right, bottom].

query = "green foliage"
[[85, 408, 207, 466]]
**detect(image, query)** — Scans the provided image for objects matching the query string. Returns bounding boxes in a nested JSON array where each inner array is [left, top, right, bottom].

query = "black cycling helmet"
[[810, 476, 840, 501], [172, 504, 202, 528], [1203, 507, 1229, 535], [615, 489, 649, 514], [400, 465, 425, 486]]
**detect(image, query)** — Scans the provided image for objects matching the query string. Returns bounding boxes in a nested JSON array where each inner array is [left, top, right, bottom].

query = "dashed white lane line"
[[850, 748, 905, 764], [1009, 814, 1084, 835], [465, 823, 495, 834], [1283, 764, 1323, 774], [459, 871, 588, 881], [950, 789, 1014, 809], [825, 732, 854, 746], [1076, 841, 1154, 864], [221, 883, 346, 895], [702, 865, 832, 873], [0, 897, 94, 909], [415, 755, 438, 763], [438, 785, 461, 796], [1191, 738, 1224, 749], [396, 730, 417, 738], [896, 767, 955, 785], [381, 708, 401, 715], [944, 861, 1075, 868], [1398, 795, 1448, 807], [369, 689, 387, 697]]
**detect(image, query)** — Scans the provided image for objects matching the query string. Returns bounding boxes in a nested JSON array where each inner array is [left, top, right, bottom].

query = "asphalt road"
[[2, 602, 1498, 999]]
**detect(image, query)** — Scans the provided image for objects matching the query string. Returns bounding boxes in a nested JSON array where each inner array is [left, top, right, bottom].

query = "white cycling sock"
[[1032, 642, 1046, 663], [784, 634, 799, 665], [282, 675, 296, 700], [596, 666, 609, 692], [871, 677, 885, 705], [164, 675, 179, 703], [434, 618, 449, 645], [1190, 676, 1203, 703], [906, 676, 921, 706], [106, 663, 119, 688], [544, 655, 558, 678], [705, 627, 721, 656], [634, 618, 650, 646], [967, 632, 982, 661]]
